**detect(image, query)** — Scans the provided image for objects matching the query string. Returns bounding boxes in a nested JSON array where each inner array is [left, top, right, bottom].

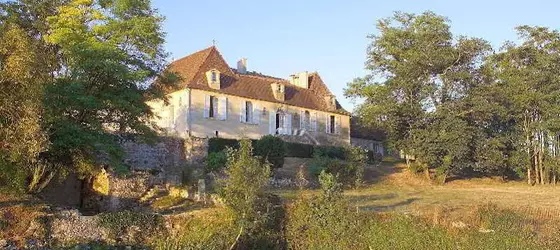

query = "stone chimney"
[[288, 71, 309, 89], [237, 58, 247, 74]]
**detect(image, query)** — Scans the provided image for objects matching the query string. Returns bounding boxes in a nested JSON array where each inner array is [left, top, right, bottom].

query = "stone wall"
[[119, 135, 208, 175]]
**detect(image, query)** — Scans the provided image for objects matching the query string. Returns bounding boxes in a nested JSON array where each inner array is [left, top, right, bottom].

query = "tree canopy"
[[347, 11, 560, 184]]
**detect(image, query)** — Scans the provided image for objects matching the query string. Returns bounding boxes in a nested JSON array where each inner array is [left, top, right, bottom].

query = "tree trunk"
[[528, 167, 532, 185]]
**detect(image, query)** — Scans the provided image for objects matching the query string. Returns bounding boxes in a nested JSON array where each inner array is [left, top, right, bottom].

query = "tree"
[[0, 23, 50, 192], [0, 0, 175, 191], [346, 11, 491, 181], [220, 139, 272, 249], [488, 26, 560, 185], [41, 0, 174, 175]]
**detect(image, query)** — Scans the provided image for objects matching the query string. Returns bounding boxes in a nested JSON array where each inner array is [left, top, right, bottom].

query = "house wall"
[[351, 137, 384, 156], [147, 88, 350, 145]]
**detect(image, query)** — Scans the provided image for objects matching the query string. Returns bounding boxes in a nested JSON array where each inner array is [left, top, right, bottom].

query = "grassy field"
[[278, 157, 560, 214]]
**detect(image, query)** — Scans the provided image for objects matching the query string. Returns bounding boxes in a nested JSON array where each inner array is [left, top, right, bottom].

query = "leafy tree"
[[40, 0, 175, 175], [220, 139, 272, 249], [0, 23, 50, 192], [346, 11, 491, 181], [0, 0, 175, 191], [488, 26, 560, 184]]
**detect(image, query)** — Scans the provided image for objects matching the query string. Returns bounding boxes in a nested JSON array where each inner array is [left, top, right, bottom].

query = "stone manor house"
[[147, 46, 351, 146]]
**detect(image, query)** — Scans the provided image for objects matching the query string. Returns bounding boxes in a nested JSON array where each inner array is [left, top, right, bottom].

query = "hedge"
[[284, 142, 314, 158], [208, 137, 346, 159]]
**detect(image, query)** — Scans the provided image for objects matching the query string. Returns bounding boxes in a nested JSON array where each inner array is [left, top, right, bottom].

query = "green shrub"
[[314, 145, 346, 159], [285, 142, 314, 158], [254, 135, 285, 168], [208, 137, 240, 153], [309, 147, 366, 187], [220, 139, 277, 248], [205, 151, 227, 173], [408, 161, 427, 174]]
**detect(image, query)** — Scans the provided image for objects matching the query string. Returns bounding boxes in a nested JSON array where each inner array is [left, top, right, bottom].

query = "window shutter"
[[240, 100, 246, 123], [269, 111, 276, 134], [204, 95, 210, 118], [311, 112, 317, 131], [335, 116, 340, 134], [212, 97, 218, 118], [325, 115, 331, 133], [300, 110, 305, 130], [253, 104, 260, 124], [219, 97, 227, 120], [286, 113, 292, 135]]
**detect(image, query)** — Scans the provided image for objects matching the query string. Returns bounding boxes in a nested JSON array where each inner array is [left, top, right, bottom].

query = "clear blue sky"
[[152, 0, 560, 112]]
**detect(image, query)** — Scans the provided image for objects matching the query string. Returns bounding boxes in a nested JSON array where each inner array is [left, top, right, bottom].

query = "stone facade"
[[148, 88, 351, 146]]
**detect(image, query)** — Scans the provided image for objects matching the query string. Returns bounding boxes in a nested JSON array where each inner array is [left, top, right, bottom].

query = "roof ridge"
[[238, 72, 287, 82]]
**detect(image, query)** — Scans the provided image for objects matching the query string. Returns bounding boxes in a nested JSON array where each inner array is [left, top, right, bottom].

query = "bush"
[[314, 145, 346, 159], [285, 142, 314, 158], [220, 139, 277, 248], [254, 135, 285, 168], [208, 137, 240, 153], [205, 151, 227, 173]]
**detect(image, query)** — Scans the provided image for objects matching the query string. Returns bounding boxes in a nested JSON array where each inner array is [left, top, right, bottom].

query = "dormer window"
[[271, 82, 285, 101], [205, 69, 221, 90], [324, 94, 336, 110], [211, 71, 217, 82]]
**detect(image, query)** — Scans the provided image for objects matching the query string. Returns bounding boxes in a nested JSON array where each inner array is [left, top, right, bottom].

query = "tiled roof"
[[166, 46, 349, 115]]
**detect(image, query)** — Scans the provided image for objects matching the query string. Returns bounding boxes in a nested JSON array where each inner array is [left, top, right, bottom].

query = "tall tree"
[[43, 0, 174, 175], [488, 26, 560, 185], [346, 11, 491, 181]]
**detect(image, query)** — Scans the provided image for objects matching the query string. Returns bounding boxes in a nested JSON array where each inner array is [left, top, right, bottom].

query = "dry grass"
[[0, 193, 48, 247], [276, 157, 560, 223]]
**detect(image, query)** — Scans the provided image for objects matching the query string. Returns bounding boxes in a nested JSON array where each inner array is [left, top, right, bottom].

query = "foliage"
[[0, 22, 51, 193], [254, 135, 286, 168], [206, 151, 227, 173], [314, 145, 346, 159], [344, 146, 367, 187], [219, 138, 276, 248], [309, 147, 366, 187], [0, 0, 175, 191], [284, 142, 314, 158], [346, 11, 560, 184], [208, 137, 241, 153]]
